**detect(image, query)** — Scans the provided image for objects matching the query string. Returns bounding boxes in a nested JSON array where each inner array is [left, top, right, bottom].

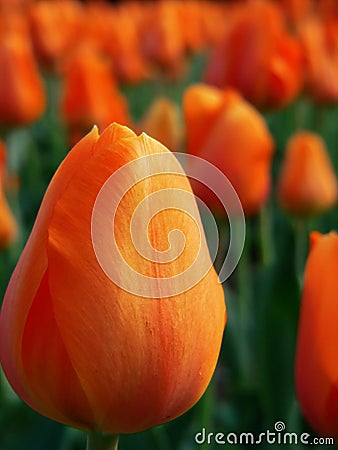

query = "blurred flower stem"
[[0, 368, 4, 404], [259, 204, 275, 266], [2, 129, 29, 260], [198, 382, 215, 450], [221, 212, 251, 387], [86, 432, 119, 450], [151, 425, 171, 450], [237, 235, 251, 386], [44, 73, 67, 163], [293, 219, 308, 287]]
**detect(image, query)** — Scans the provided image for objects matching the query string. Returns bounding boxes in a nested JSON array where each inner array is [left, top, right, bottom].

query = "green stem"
[[237, 237, 251, 386], [0, 367, 4, 406], [2, 129, 27, 260], [86, 432, 119, 450], [294, 219, 308, 288], [259, 205, 275, 267], [197, 383, 215, 450], [294, 95, 312, 130], [314, 103, 325, 132], [200, 382, 215, 430], [286, 396, 301, 435], [151, 425, 171, 450], [213, 214, 229, 276]]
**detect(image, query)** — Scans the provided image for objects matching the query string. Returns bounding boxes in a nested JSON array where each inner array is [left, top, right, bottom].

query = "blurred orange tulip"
[[137, 97, 182, 151], [204, 1, 303, 109], [295, 231, 338, 441], [277, 132, 337, 216], [281, 0, 313, 23], [200, 2, 228, 46], [0, 123, 225, 434], [176, 1, 205, 53], [0, 141, 17, 248], [297, 15, 338, 102], [184, 84, 274, 215], [140, 1, 185, 77], [0, 7, 29, 36], [90, 4, 149, 84], [60, 45, 130, 138], [0, 0, 31, 12], [317, 0, 338, 20], [28, 0, 86, 70], [0, 30, 45, 126]]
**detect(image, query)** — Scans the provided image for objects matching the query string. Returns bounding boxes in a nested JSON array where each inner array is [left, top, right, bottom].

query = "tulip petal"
[[296, 232, 338, 438], [43, 124, 224, 432], [0, 129, 99, 420]]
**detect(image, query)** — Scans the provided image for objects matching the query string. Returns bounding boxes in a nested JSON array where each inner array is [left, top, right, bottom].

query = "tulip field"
[[0, 1, 338, 450]]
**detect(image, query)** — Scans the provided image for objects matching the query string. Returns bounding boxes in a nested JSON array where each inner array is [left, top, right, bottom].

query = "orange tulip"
[[281, 0, 313, 23], [277, 132, 337, 216], [0, 183, 17, 249], [0, 123, 225, 434], [137, 97, 182, 151], [176, 1, 206, 53], [0, 141, 17, 248], [60, 45, 130, 138], [204, 1, 303, 109], [0, 0, 36, 10], [295, 231, 338, 441], [0, 30, 45, 126], [183, 84, 274, 215], [317, 0, 338, 20], [86, 3, 149, 84], [200, 2, 229, 46], [28, 0, 86, 70], [0, 7, 29, 36], [140, 1, 185, 77], [297, 15, 338, 102]]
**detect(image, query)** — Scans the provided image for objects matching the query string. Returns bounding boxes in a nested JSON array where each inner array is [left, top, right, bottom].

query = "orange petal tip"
[[309, 231, 323, 250]]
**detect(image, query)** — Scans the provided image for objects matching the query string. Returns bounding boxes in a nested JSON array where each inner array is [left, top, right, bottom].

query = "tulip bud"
[[183, 84, 274, 215], [140, 1, 186, 78], [277, 132, 337, 216], [296, 15, 338, 103], [0, 30, 45, 126], [89, 4, 149, 84], [28, 0, 86, 70], [137, 97, 182, 151], [204, 1, 303, 109], [281, 0, 313, 24], [0, 123, 225, 434], [295, 231, 338, 441], [0, 191, 17, 249], [60, 45, 130, 140]]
